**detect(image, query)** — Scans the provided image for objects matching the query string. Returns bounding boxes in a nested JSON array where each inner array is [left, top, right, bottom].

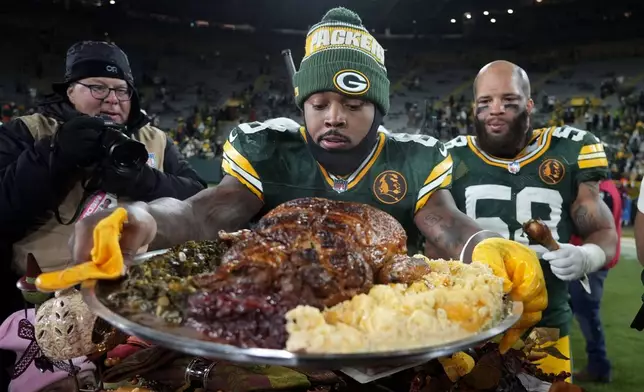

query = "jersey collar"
[[300, 128, 386, 193], [467, 126, 556, 169]]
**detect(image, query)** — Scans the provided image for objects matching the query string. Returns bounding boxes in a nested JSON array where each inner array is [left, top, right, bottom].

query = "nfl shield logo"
[[333, 179, 348, 193], [508, 161, 520, 174], [147, 153, 156, 168]]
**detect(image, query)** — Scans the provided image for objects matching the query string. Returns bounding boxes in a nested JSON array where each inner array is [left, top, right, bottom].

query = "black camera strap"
[[49, 147, 100, 226], [53, 178, 94, 226]]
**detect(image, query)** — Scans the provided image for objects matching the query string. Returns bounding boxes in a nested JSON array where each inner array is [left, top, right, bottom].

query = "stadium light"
[[109, 0, 115, 4], [508, 9, 514, 14], [490, 18, 496, 23], [464, 12, 472, 19], [450, 18, 456, 23], [483, 11, 489, 16], [536, 0, 543, 3]]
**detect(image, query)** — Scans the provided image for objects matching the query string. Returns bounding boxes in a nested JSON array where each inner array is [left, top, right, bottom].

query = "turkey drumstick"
[[522, 218, 591, 294]]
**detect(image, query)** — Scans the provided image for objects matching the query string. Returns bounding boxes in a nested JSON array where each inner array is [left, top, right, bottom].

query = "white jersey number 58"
[[464, 185, 563, 255]]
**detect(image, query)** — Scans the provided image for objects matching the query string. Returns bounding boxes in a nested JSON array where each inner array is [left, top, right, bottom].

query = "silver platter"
[[81, 249, 523, 368]]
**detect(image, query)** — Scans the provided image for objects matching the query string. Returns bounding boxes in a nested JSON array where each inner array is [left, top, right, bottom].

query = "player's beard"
[[474, 109, 531, 159], [305, 109, 383, 177]]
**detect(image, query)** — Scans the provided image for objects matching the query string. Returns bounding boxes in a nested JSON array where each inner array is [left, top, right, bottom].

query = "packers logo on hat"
[[333, 70, 370, 95]]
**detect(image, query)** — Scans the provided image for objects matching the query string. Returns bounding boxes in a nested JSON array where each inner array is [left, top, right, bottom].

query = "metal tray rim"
[[81, 249, 523, 367]]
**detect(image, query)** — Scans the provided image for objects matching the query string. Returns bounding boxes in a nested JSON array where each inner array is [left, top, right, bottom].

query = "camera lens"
[[109, 140, 148, 170], [99, 117, 149, 175]]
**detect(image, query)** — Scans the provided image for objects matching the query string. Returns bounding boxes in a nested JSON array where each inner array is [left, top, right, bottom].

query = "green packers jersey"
[[446, 125, 609, 335], [221, 119, 453, 253]]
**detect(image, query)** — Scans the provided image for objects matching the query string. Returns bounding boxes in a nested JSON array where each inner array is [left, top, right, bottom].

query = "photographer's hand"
[[53, 116, 105, 168]]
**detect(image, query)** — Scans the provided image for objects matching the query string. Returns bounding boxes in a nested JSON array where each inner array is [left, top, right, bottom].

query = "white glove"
[[542, 243, 606, 281]]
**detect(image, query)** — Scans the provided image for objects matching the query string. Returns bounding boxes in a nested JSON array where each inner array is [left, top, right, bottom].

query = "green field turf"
[[621, 226, 634, 238], [570, 257, 644, 391]]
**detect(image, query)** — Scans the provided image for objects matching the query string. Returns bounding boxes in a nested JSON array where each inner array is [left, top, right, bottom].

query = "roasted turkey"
[[186, 197, 431, 348]]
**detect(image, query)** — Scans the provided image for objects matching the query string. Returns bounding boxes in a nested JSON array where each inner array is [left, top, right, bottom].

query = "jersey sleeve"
[[574, 131, 609, 185], [414, 141, 453, 213], [221, 122, 275, 200]]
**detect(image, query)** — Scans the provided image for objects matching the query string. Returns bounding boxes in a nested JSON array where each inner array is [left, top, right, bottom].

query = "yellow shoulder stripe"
[[578, 158, 608, 169], [415, 155, 453, 213], [222, 160, 264, 200], [223, 141, 260, 180], [578, 151, 607, 161], [422, 154, 452, 186], [579, 143, 604, 155], [578, 142, 607, 163]]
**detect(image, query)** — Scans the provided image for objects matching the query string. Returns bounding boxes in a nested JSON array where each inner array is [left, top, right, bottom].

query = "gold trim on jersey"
[[222, 141, 264, 200], [466, 126, 556, 169], [578, 157, 608, 169], [579, 143, 605, 155], [300, 128, 387, 192], [578, 142, 608, 169], [415, 155, 453, 213]]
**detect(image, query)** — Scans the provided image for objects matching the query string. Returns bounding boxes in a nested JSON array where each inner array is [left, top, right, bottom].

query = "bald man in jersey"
[[444, 60, 618, 380]]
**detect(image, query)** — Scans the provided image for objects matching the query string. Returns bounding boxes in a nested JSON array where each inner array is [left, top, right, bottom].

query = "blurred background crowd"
[[3, 0, 644, 225]]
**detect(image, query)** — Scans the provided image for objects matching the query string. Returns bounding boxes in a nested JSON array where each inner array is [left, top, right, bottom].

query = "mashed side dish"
[[285, 257, 506, 353]]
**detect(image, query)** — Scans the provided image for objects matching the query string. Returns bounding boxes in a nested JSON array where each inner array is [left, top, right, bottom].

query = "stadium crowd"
[[3, 25, 644, 227], [2, 1, 644, 391]]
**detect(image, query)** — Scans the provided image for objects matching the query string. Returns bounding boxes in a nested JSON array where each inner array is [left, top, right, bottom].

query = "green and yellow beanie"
[[293, 7, 390, 114]]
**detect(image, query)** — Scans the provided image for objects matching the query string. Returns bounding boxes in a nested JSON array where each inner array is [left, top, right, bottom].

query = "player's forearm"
[[581, 229, 617, 263], [135, 197, 202, 249], [144, 177, 264, 249], [572, 198, 618, 263], [416, 190, 500, 261]]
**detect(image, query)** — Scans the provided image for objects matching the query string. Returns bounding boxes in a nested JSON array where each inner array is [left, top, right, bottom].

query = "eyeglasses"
[[75, 82, 133, 101]]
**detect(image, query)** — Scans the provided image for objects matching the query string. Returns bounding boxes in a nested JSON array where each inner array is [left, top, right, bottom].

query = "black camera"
[[98, 115, 148, 175]]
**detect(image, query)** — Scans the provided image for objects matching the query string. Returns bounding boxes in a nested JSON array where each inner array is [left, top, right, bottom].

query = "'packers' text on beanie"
[[293, 7, 390, 114]]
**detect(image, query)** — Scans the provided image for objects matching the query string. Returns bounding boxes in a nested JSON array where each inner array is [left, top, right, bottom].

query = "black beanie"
[[52, 41, 144, 127]]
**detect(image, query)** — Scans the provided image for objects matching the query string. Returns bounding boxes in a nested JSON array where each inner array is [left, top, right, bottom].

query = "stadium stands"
[[2, 1, 644, 216]]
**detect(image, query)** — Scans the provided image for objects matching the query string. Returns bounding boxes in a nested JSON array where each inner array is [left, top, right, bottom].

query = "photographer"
[[0, 41, 205, 319]]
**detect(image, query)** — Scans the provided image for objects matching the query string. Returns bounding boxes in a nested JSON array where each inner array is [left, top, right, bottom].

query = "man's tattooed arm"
[[571, 181, 618, 262], [415, 189, 500, 261]]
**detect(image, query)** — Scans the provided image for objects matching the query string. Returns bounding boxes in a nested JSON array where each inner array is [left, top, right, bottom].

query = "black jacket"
[[0, 96, 206, 322], [0, 96, 205, 240]]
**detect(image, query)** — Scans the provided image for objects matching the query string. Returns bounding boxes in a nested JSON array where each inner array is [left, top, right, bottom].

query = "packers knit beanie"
[[293, 7, 390, 114]]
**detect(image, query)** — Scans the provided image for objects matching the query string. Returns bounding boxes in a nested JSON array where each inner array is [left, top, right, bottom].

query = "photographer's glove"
[[53, 116, 105, 167]]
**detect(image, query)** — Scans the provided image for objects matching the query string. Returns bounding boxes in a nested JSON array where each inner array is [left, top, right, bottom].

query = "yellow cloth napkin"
[[36, 208, 128, 292]]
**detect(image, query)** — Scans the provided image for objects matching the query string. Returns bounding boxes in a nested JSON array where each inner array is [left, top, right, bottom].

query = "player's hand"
[[542, 243, 586, 281], [472, 238, 548, 353], [70, 204, 157, 266], [542, 243, 605, 281]]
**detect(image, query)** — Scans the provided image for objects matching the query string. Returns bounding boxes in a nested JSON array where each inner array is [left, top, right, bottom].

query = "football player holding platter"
[[71, 10, 546, 352], [444, 60, 618, 377]]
